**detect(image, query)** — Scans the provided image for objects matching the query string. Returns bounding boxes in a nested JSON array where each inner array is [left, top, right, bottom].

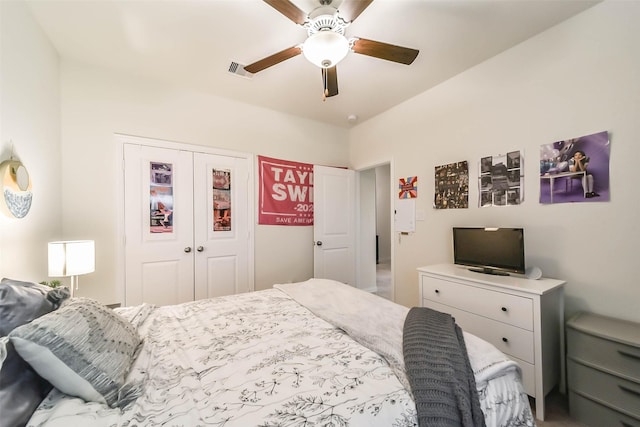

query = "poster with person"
[[149, 162, 174, 233], [213, 168, 231, 231], [539, 131, 610, 204]]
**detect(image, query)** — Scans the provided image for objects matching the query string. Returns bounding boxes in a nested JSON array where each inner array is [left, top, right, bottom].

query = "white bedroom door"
[[124, 143, 195, 306], [123, 137, 253, 306], [193, 153, 251, 299], [313, 165, 356, 285]]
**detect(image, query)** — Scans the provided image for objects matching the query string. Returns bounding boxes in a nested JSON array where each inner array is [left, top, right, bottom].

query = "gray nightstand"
[[566, 312, 640, 427]]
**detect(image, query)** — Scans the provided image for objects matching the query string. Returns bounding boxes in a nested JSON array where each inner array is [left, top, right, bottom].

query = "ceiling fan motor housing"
[[306, 6, 348, 36]]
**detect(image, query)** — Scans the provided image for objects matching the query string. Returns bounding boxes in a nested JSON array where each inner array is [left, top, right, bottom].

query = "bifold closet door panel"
[[124, 143, 195, 306], [193, 153, 251, 300]]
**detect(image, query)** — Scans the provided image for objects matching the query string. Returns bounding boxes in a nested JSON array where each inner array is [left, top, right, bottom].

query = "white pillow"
[[9, 297, 141, 407]]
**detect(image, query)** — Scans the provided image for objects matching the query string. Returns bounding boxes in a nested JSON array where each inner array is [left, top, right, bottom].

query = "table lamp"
[[48, 240, 95, 297]]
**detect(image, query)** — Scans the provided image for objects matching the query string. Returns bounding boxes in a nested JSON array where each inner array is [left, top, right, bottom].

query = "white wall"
[[0, 1, 62, 282], [350, 1, 640, 323], [60, 61, 349, 303]]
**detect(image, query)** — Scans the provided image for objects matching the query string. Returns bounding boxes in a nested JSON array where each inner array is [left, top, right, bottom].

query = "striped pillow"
[[9, 298, 140, 407]]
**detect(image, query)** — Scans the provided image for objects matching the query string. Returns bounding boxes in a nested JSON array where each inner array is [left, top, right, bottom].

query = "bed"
[[1, 278, 535, 427]]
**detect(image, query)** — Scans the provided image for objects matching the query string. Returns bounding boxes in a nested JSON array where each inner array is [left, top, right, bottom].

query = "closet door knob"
[[184, 247, 192, 253], [435, 289, 440, 294], [197, 246, 204, 252], [502, 337, 509, 343], [501, 307, 508, 312]]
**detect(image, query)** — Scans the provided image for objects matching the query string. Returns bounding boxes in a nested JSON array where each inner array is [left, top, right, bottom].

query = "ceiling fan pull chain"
[[322, 68, 328, 101]]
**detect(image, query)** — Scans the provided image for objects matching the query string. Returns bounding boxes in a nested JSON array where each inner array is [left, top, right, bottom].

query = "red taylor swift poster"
[[258, 155, 314, 226]]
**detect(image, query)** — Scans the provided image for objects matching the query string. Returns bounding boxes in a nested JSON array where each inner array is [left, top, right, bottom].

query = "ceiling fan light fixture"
[[302, 30, 349, 68]]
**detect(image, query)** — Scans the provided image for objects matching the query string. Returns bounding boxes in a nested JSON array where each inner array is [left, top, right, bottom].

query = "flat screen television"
[[452, 227, 525, 276]]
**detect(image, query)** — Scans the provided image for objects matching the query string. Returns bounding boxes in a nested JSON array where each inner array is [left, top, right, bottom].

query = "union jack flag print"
[[399, 176, 418, 199]]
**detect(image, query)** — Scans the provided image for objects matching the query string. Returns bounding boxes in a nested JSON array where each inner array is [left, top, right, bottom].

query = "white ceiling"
[[26, 0, 599, 128]]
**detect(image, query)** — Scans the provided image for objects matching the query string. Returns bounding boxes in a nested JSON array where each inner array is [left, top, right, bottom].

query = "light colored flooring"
[[375, 262, 393, 300], [533, 390, 585, 426], [375, 263, 584, 427]]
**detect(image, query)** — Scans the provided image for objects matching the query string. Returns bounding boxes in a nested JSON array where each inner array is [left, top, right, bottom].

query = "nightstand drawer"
[[423, 299, 534, 364], [567, 328, 640, 383], [421, 276, 533, 330], [568, 361, 640, 419], [569, 391, 640, 427]]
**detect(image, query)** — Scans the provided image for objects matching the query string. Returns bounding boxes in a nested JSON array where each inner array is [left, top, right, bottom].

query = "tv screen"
[[453, 227, 525, 275]]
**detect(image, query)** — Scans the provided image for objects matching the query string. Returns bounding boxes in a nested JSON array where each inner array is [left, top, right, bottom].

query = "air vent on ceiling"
[[228, 61, 253, 79]]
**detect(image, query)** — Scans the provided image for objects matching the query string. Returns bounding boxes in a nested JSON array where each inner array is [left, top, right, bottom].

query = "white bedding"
[[27, 279, 534, 427]]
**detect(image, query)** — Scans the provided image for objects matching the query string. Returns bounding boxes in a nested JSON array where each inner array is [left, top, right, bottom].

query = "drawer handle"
[[618, 349, 640, 361], [502, 337, 509, 343], [619, 384, 640, 398], [501, 306, 508, 312]]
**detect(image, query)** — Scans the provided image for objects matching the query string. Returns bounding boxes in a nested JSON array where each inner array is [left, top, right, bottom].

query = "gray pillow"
[[0, 278, 55, 336], [0, 338, 53, 427], [9, 297, 141, 407], [0, 278, 67, 427]]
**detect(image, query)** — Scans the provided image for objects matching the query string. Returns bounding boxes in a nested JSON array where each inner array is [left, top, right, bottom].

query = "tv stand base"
[[468, 267, 510, 276]]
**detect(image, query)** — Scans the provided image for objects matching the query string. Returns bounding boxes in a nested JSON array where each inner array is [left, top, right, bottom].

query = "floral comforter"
[[27, 282, 534, 426]]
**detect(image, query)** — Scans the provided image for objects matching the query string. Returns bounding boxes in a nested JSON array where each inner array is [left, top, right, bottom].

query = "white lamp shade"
[[48, 240, 95, 277], [302, 31, 350, 68]]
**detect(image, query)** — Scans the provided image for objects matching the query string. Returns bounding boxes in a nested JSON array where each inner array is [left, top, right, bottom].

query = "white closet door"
[[313, 165, 356, 286], [124, 144, 195, 306], [193, 153, 251, 299]]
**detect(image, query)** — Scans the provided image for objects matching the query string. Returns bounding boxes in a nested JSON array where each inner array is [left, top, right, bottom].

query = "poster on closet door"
[[149, 162, 174, 233], [213, 168, 231, 231]]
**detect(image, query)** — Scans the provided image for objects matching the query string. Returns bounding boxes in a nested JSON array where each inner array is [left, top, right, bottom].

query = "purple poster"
[[539, 131, 610, 204]]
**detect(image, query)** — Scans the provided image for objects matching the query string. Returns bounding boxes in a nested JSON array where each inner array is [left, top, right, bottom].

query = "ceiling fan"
[[243, 0, 419, 99]]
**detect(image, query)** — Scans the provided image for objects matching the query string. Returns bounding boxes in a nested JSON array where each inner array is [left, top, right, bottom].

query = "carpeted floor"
[[532, 390, 586, 427]]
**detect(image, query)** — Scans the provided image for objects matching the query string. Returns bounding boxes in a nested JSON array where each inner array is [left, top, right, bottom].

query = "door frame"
[[115, 133, 255, 305], [355, 158, 395, 302]]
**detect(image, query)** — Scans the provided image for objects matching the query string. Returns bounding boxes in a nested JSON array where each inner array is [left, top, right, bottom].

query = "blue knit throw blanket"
[[403, 307, 486, 427]]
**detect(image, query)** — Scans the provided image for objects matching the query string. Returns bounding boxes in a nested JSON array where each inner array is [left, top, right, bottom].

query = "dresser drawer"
[[421, 276, 533, 330], [511, 356, 535, 397], [423, 299, 534, 364], [568, 361, 640, 419], [569, 391, 640, 427], [567, 327, 640, 383]]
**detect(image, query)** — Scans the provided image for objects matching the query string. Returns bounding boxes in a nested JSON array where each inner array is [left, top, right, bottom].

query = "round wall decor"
[[0, 160, 33, 218]]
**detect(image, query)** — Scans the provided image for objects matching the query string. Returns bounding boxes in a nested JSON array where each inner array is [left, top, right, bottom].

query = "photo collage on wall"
[[479, 151, 523, 207], [149, 162, 174, 234], [213, 168, 231, 232], [434, 161, 469, 209]]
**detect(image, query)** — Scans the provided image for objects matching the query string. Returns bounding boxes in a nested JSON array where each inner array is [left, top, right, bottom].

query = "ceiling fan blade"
[[351, 38, 419, 65], [338, 0, 374, 23], [263, 0, 307, 25], [322, 66, 339, 98], [244, 46, 302, 74]]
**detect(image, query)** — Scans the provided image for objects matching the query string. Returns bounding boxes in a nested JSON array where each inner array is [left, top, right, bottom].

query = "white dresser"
[[566, 312, 640, 427], [417, 263, 565, 421]]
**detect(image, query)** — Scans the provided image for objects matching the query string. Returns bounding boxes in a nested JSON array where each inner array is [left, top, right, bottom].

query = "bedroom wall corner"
[[348, 1, 640, 323], [0, 1, 62, 282]]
